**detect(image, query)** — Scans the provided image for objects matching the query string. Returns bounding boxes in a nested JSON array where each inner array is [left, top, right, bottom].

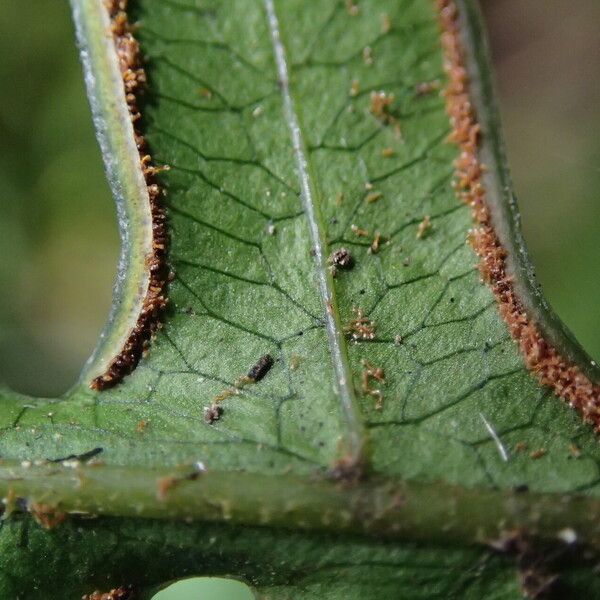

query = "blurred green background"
[[480, 0, 600, 363], [0, 0, 118, 397], [0, 1, 597, 596]]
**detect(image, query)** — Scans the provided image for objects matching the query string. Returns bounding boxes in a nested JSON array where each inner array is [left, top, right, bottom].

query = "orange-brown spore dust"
[[436, 0, 600, 429], [91, 1, 169, 390], [83, 585, 134, 600]]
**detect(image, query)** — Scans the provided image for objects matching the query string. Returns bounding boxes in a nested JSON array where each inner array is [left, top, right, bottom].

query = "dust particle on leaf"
[[351, 224, 369, 237], [290, 354, 300, 371], [368, 231, 383, 254], [345, 0, 359, 16], [381, 13, 391, 34], [365, 191, 382, 204], [415, 80, 441, 96], [416, 215, 432, 239]]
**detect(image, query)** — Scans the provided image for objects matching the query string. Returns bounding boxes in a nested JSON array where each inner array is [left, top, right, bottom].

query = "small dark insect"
[[204, 404, 223, 424], [247, 354, 274, 382]]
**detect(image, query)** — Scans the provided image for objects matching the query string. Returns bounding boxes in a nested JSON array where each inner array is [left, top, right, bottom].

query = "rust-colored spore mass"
[[436, 0, 600, 429], [29, 502, 67, 530], [91, 1, 169, 390], [83, 585, 135, 600]]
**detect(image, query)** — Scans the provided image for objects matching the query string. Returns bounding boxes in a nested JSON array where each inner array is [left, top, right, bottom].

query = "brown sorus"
[[156, 471, 200, 500], [248, 354, 274, 382], [437, 0, 600, 431], [204, 404, 223, 424], [369, 91, 401, 137], [345, 0, 359, 16], [369, 91, 394, 120], [83, 586, 134, 600], [91, 0, 169, 391], [135, 419, 149, 433], [344, 307, 375, 341], [529, 448, 547, 460], [329, 453, 365, 484], [361, 359, 385, 410], [329, 247, 354, 273], [29, 502, 67, 530]]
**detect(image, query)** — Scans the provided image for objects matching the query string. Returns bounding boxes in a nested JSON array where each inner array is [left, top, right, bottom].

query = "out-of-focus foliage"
[[481, 0, 600, 360], [0, 0, 118, 396]]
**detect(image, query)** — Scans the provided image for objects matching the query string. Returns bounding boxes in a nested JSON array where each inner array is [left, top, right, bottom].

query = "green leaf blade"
[[2, 0, 600, 596]]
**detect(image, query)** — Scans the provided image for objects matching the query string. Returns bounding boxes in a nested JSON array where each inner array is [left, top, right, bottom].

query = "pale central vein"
[[265, 0, 364, 466]]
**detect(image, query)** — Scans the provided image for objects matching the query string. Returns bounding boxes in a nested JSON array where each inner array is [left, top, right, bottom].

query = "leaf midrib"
[[264, 0, 365, 468]]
